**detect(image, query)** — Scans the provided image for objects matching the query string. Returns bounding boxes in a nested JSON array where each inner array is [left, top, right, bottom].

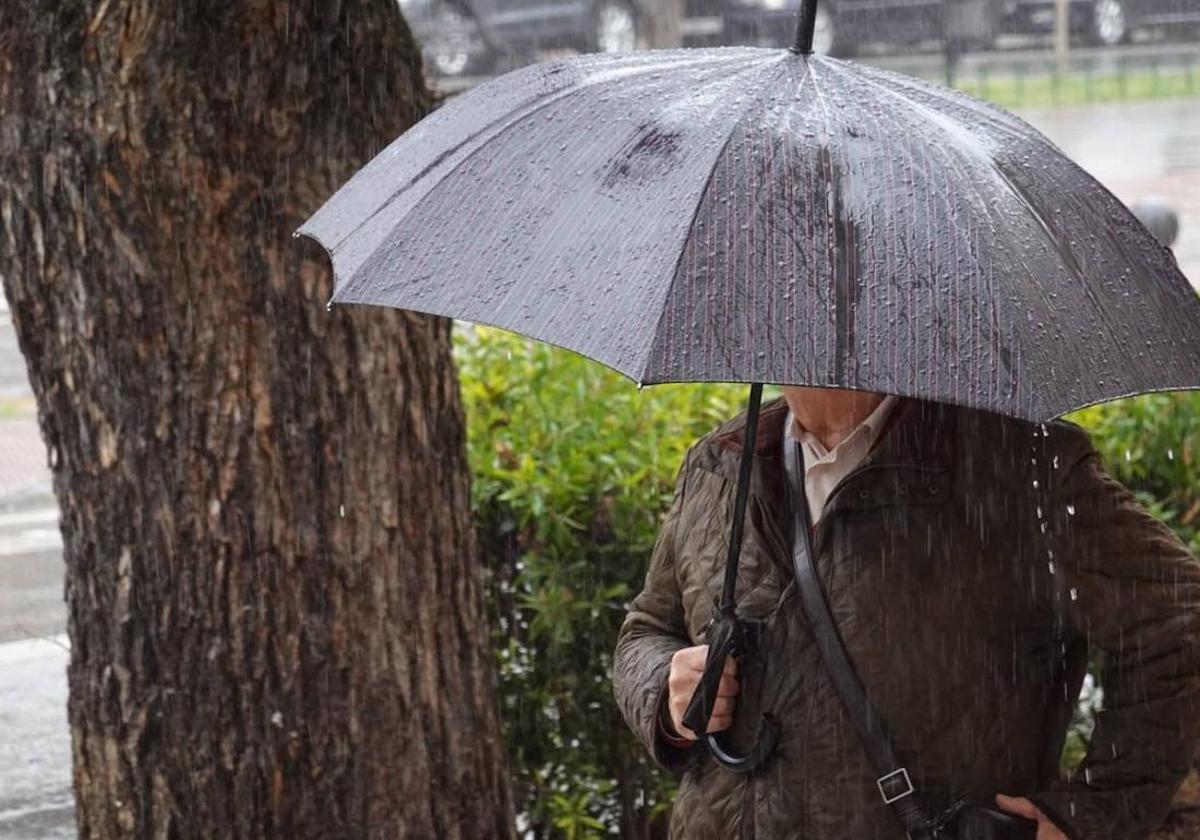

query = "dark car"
[[402, 0, 652, 76], [723, 0, 998, 55], [1000, 0, 1200, 46]]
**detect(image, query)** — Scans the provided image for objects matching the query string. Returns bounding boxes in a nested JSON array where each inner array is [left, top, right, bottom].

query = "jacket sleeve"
[[612, 450, 705, 775], [1028, 439, 1200, 840]]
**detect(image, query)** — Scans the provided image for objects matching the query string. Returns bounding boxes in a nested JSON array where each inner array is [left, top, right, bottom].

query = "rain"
[[1, 1, 1199, 839]]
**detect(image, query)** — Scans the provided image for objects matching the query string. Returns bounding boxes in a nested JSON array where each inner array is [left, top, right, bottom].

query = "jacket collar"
[[699, 394, 958, 517]]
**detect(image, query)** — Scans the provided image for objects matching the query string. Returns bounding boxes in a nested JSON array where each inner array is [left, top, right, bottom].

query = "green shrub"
[[456, 325, 1199, 837], [455, 325, 745, 837], [1068, 391, 1200, 555]]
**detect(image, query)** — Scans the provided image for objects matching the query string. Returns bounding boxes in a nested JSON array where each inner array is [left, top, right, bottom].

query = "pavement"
[[0, 96, 1197, 839], [0, 638, 72, 840]]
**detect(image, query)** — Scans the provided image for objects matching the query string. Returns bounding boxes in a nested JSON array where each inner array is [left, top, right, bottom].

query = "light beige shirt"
[[784, 395, 899, 525]]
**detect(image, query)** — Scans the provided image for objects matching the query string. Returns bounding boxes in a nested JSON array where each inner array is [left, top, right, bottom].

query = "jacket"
[[612, 396, 1200, 839]]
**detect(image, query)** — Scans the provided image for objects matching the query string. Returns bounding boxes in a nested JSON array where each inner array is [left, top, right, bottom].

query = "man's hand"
[[665, 645, 739, 740], [994, 794, 1069, 840]]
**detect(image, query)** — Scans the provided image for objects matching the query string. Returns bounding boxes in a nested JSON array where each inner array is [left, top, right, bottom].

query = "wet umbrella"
[[298, 0, 1200, 792]]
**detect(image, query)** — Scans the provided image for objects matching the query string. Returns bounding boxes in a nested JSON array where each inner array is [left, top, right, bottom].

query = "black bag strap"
[[782, 435, 937, 837]]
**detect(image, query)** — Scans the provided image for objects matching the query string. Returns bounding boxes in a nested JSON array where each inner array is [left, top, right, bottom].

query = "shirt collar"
[[784, 394, 900, 457]]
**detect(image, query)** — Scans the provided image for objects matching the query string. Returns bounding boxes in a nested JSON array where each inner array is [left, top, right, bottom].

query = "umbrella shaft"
[[721, 383, 764, 611], [790, 0, 819, 54]]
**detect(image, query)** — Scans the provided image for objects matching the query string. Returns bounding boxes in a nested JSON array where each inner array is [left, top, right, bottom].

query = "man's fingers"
[[671, 646, 738, 675], [994, 794, 1040, 821], [718, 674, 740, 697], [672, 645, 707, 671], [711, 697, 732, 716], [706, 714, 732, 732]]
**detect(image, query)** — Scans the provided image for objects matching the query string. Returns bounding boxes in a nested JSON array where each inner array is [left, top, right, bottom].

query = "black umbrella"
[[299, 0, 1200, 785]]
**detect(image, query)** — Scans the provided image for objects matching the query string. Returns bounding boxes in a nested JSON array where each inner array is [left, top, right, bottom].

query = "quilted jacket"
[[613, 396, 1200, 839]]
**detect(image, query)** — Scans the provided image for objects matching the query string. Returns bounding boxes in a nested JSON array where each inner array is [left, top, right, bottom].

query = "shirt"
[[784, 394, 899, 526]]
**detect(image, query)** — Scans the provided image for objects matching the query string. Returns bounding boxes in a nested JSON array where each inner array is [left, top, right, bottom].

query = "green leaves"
[[1069, 392, 1200, 554], [456, 325, 742, 837]]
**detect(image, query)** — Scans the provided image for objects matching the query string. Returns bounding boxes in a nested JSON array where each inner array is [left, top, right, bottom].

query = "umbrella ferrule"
[[790, 0, 820, 54]]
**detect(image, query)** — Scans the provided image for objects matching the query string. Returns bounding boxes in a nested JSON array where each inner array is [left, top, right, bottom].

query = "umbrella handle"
[[681, 611, 780, 774], [702, 714, 781, 774]]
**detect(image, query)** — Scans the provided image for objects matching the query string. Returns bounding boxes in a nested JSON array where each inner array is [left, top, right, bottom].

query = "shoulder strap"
[[782, 436, 936, 838]]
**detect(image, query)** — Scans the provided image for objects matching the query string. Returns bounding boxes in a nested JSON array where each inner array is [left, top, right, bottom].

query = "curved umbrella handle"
[[681, 611, 780, 774], [702, 714, 780, 774]]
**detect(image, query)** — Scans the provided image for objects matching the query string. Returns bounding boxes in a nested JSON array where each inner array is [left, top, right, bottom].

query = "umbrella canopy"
[[299, 46, 1200, 424], [298, 1, 1199, 800]]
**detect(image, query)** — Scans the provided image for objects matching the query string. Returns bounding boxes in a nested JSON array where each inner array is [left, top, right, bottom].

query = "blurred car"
[[999, 0, 1200, 46], [401, 0, 652, 76], [402, 0, 495, 76], [722, 0, 998, 56]]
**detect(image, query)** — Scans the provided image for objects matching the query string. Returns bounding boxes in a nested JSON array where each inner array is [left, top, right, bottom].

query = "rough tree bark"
[[0, 2, 515, 838]]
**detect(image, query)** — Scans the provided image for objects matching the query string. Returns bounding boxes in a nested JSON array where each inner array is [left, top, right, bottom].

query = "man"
[[613, 386, 1200, 839]]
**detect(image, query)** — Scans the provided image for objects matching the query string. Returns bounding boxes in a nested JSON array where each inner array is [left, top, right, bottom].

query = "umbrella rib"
[[849, 63, 1170, 417], [327, 51, 769, 258], [831, 62, 1064, 415], [638, 57, 806, 385]]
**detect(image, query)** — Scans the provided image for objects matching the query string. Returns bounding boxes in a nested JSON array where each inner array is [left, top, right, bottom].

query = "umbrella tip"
[[790, 0, 819, 55]]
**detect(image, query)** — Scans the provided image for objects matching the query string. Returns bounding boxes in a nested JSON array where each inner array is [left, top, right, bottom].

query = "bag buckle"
[[877, 767, 914, 804]]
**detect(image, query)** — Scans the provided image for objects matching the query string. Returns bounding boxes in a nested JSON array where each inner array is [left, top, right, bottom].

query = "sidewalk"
[[0, 637, 73, 840]]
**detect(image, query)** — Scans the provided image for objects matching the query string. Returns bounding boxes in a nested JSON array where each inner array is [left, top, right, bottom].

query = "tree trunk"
[[0, 2, 515, 838]]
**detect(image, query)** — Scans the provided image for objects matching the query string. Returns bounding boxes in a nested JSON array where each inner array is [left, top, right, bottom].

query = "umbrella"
[[298, 0, 1200, 795]]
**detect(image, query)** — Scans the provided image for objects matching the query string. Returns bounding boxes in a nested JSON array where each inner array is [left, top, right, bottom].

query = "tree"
[[0, 2, 515, 837]]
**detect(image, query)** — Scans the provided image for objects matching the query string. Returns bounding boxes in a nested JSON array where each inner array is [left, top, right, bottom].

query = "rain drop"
[[325, 300, 334, 313], [1048, 560, 1057, 575], [339, 504, 346, 518], [1069, 587, 1078, 601], [1167, 449, 1174, 461], [1066, 504, 1076, 516]]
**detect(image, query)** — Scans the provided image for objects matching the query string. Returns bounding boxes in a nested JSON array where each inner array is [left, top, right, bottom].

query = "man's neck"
[[782, 387, 887, 451]]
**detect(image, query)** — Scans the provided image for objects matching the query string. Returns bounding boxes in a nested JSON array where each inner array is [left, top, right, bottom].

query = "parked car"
[[401, 0, 653, 76], [999, 0, 1200, 46], [722, 0, 998, 56], [401, 0, 495, 76]]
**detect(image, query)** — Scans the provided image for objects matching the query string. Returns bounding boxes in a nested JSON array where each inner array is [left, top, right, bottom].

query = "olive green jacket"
[[613, 397, 1200, 840]]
